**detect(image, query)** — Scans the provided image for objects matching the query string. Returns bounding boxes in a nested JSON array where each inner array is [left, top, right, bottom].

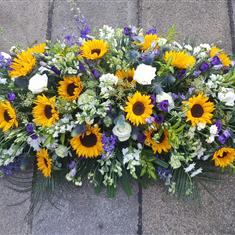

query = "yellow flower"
[[124, 91, 153, 126], [33, 95, 59, 127], [139, 34, 159, 51], [80, 39, 108, 60], [28, 43, 46, 54], [9, 50, 36, 78], [37, 148, 52, 177], [164, 50, 196, 69], [58, 76, 83, 101], [144, 128, 171, 154], [0, 101, 18, 132], [212, 147, 235, 168], [70, 126, 103, 158], [183, 94, 215, 127], [115, 68, 136, 87], [210, 47, 231, 67]]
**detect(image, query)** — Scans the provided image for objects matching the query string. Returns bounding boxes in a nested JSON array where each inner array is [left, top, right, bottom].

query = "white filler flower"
[[28, 73, 48, 94], [134, 64, 156, 85]]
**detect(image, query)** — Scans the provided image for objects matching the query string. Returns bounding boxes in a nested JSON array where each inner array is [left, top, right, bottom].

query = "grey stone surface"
[[142, 175, 235, 235], [51, 0, 138, 41], [141, 0, 232, 53], [0, 0, 49, 51], [0, 178, 31, 235], [32, 182, 139, 235]]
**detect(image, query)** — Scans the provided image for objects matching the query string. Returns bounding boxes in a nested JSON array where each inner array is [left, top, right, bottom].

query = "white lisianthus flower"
[[28, 73, 48, 94], [112, 121, 132, 142], [156, 92, 175, 111], [218, 87, 235, 106], [134, 64, 156, 85]]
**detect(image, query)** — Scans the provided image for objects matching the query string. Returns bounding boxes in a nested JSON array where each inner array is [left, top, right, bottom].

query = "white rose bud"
[[28, 73, 48, 94], [112, 121, 132, 142], [134, 64, 156, 85]]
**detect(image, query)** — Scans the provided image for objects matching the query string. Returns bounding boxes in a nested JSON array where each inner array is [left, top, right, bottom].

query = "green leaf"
[[120, 168, 133, 197], [153, 158, 169, 168]]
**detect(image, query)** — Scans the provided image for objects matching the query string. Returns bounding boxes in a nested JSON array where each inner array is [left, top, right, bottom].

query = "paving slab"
[[141, 0, 232, 53], [0, 0, 49, 51], [32, 182, 139, 235], [51, 0, 138, 41], [0, 177, 31, 235], [142, 175, 235, 235]]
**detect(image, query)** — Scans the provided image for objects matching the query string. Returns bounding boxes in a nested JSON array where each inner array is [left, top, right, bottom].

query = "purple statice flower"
[[159, 100, 169, 112], [193, 70, 201, 77], [188, 87, 195, 95], [218, 130, 231, 144], [180, 94, 186, 100], [137, 133, 146, 144], [0, 53, 11, 69], [141, 50, 159, 64], [154, 114, 164, 124], [213, 64, 223, 70], [80, 25, 91, 39], [215, 120, 222, 132], [150, 94, 156, 105], [171, 93, 179, 101], [146, 117, 155, 124], [51, 66, 61, 75], [223, 67, 230, 74], [101, 134, 117, 159], [199, 61, 209, 72], [68, 160, 76, 170], [92, 69, 101, 79], [157, 167, 172, 181], [26, 123, 38, 140], [146, 28, 157, 35], [211, 56, 221, 65], [79, 62, 86, 73], [123, 26, 131, 36], [7, 92, 16, 102], [0, 157, 21, 176], [176, 69, 186, 79]]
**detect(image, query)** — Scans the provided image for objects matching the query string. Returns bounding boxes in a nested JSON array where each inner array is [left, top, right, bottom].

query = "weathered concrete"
[[51, 0, 138, 41], [142, 175, 235, 235], [0, 178, 31, 235], [141, 0, 232, 53], [0, 0, 49, 51], [32, 182, 139, 235]]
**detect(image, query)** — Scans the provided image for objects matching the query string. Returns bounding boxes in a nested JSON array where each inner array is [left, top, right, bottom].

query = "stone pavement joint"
[[46, 0, 56, 41], [227, 0, 235, 54]]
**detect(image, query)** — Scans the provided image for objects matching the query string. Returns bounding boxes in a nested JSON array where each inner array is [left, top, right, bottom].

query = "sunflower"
[[140, 34, 159, 51], [33, 95, 59, 127], [210, 47, 231, 67], [9, 50, 36, 78], [0, 101, 18, 132], [80, 39, 108, 60], [124, 91, 153, 126], [212, 147, 235, 168], [36, 148, 52, 177], [116, 68, 136, 86], [144, 128, 171, 154], [183, 94, 215, 127], [28, 43, 46, 54], [70, 126, 103, 158], [164, 50, 196, 69], [58, 76, 83, 101]]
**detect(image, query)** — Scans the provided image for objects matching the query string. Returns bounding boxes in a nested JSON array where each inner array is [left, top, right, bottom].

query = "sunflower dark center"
[[91, 49, 101, 55], [44, 105, 53, 119], [218, 151, 228, 158], [4, 110, 12, 122], [127, 76, 133, 82], [80, 133, 97, 147], [67, 83, 77, 96], [191, 104, 204, 118], [133, 102, 145, 115], [44, 158, 48, 167]]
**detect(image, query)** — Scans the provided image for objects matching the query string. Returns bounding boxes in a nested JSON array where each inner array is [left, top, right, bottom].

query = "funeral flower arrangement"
[[0, 24, 235, 203]]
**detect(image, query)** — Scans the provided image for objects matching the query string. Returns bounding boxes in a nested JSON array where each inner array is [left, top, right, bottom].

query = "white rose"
[[134, 64, 156, 85], [218, 88, 235, 106], [112, 121, 132, 142], [28, 73, 48, 94], [156, 92, 175, 111]]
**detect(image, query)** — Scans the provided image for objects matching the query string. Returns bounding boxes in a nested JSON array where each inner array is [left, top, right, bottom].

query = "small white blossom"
[[197, 122, 206, 131], [184, 163, 196, 173], [190, 168, 203, 177], [184, 44, 193, 51]]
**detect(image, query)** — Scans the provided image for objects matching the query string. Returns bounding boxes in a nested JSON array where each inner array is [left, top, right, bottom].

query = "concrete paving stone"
[[141, 0, 232, 53], [51, 0, 138, 41], [32, 182, 139, 235], [142, 175, 235, 235], [0, 177, 31, 235], [0, 0, 49, 52]]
